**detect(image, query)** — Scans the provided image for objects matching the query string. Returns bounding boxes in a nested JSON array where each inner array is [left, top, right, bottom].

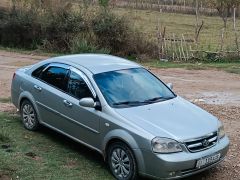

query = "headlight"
[[151, 137, 182, 153], [218, 124, 225, 139]]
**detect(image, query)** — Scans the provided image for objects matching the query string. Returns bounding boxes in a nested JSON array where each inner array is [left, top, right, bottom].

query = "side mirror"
[[167, 83, 173, 90], [79, 98, 95, 108]]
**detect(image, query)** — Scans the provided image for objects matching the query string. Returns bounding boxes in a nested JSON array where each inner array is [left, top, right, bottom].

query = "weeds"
[[0, 112, 112, 179], [0, 97, 11, 103], [0, 0, 156, 59], [0, 128, 11, 143]]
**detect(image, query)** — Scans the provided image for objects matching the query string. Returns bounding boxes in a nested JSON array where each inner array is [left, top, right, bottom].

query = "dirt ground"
[[0, 50, 239, 179]]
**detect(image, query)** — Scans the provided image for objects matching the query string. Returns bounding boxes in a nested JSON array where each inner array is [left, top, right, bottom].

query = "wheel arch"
[[18, 91, 42, 123], [102, 129, 146, 173]]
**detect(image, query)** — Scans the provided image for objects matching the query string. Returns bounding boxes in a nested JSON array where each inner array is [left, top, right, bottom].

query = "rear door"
[[31, 63, 71, 132], [31, 64, 101, 148]]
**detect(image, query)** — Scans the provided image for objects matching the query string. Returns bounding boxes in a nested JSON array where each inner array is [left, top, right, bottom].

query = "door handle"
[[34, 85, 42, 92], [63, 100, 73, 107]]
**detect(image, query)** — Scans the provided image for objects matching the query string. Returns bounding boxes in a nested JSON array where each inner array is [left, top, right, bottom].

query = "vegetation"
[[0, 97, 11, 103], [114, 7, 240, 61], [0, 0, 156, 59], [206, 0, 240, 27], [0, 0, 240, 62], [0, 112, 113, 179], [142, 61, 240, 74]]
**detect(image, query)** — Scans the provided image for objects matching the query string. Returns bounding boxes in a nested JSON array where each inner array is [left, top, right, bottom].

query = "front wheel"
[[21, 100, 40, 131], [108, 142, 138, 180]]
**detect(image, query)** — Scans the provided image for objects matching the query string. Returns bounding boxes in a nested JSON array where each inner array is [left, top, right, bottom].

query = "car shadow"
[[138, 168, 215, 180], [38, 126, 217, 180], [39, 125, 107, 166]]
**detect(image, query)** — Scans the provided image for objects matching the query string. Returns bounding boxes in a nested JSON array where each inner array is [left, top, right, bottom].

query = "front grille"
[[184, 132, 218, 152]]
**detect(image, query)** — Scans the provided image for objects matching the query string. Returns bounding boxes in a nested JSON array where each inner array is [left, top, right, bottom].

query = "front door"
[[59, 67, 101, 148]]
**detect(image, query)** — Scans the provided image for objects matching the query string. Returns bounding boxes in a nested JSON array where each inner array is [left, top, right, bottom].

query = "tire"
[[108, 142, 138, 180], [20, 100, 40, 131]]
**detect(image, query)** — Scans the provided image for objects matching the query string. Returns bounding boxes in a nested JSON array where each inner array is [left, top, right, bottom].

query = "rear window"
[[32, 64, 49, 78], [40, 66, 69, 91]]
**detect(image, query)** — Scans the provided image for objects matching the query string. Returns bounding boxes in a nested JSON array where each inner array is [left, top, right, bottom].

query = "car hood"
[[114, 96, 219, 141]]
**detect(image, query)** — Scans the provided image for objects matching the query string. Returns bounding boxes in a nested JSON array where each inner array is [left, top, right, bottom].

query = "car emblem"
[[202, 139, 210, 147]]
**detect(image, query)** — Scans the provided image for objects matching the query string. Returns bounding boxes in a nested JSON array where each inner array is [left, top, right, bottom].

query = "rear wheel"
[[108, 142, 138, 180], [21, 100, 40, 131]]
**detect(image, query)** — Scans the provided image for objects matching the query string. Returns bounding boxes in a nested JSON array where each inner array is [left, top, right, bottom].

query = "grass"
[[141, 61, 240, 74], [0, 112, 113, 180], [114, 7, 240, 51], [0, 97, 11, 103], [1, 44, 239, 75], [0, 46, 61, 58]]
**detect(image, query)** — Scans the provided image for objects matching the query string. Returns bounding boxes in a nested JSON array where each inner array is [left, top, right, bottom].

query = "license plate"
[[196, 153, 221, 168]]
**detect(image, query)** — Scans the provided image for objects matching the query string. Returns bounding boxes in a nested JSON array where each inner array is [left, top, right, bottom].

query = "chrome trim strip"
[[188, 142, 202, 148], [183, 132, 217, 143], [185, 132, 218, 152], [36, 101, 100, 134], [187, 143, 217, 153], [209, 136, 217, 142], [187, 136, 217, 149]]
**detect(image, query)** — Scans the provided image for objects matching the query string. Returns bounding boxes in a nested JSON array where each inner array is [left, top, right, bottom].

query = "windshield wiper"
[[113, 101, 147, 106], [144, 96, 174, 103], [113, 97, 175, 106]]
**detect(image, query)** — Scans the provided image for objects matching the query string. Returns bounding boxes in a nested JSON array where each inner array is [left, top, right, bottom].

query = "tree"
[[207, 0, 240, 28]]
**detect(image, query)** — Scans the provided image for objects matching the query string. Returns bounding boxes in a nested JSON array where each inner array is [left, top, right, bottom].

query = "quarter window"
[[32, 64, 49, 78], [40, 66, 69, 91], [67, 71, 93, 99]]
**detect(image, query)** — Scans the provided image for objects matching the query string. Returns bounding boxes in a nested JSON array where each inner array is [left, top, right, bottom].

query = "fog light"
[[169, 171, 176, 176]]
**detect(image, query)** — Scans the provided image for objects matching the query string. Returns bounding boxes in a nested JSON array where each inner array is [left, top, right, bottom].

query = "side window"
[[32, 64, 49, 78], [67, 71, 93, 99], [40, 66, 69, 91]]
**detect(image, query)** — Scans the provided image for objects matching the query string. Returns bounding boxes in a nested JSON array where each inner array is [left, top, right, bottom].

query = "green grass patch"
[[1, 45, 239, 74], [0, 97, 11, 103], [0, 112, 113, 180], [0, 45, 61, 58], [142, 61, 240, 74], [114, 7, 240, 51]]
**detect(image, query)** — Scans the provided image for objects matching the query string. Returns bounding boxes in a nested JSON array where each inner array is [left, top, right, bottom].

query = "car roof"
[[47, 54, 141, 74]]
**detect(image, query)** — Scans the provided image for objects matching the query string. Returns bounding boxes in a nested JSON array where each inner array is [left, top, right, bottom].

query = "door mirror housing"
[[79, 98, 95, 108], [167, 83, 173, 90]]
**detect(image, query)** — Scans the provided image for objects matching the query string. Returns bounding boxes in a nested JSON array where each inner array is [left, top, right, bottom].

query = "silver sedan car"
[[11, 54, 229, 180]]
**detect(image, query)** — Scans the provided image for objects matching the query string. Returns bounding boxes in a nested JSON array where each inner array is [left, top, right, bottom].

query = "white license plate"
[[196, 153, 221, 168]]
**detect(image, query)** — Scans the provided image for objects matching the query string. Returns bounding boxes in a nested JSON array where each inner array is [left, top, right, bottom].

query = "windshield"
[[94, 68, 176, 108]]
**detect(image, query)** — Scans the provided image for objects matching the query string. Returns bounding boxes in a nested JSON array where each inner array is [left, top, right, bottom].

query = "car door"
[[60, 67, 101, 148], [31, 63, 72, 133]]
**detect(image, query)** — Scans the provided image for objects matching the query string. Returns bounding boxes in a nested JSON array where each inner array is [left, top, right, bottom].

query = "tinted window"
[[40, 66, 69, 91], [32, 64, 49, 78], [67, 71, 93, 99]]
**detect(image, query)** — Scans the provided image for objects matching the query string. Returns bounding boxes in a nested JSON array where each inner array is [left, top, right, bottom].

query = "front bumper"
[[137, 136, 229, 179]]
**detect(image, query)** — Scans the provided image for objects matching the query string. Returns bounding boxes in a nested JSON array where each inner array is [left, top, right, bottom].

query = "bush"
[[92, 11, 129, 53], [0, 9, 42, 49], [41, 10, 87, 52], [92, 11, 157, 58], [0, 2, 157, 59], [70, 36, 110, 54]]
